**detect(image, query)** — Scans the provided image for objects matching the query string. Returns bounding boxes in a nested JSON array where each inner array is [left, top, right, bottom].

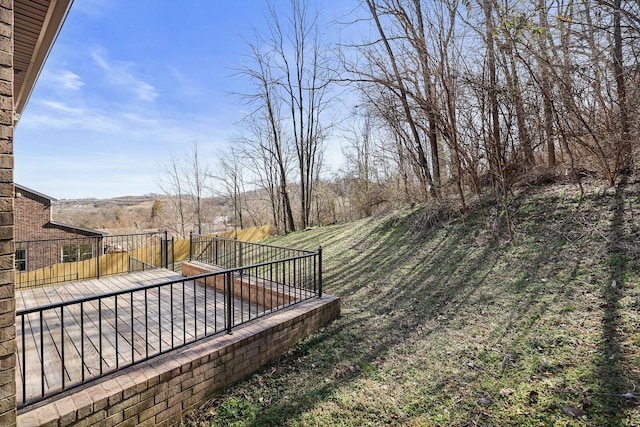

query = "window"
[[62, 244, 93, 263], [15, 249, 27, 271]]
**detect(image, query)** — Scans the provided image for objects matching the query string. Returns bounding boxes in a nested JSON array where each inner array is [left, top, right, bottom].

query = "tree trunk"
[[612, 0, 632, 174]]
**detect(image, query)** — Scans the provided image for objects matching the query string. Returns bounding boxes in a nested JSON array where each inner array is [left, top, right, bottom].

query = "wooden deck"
[[16, 269, 260, 406]]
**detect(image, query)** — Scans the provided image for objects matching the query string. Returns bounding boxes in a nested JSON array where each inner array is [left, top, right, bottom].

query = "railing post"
[[189, 231, 193, 261], [214, 237, 219, 265], [318, 246, 323, 298], [163, 230, 168, 269], [96, 236, 101, 279], [171, 237, 175, 270], [233, 237, 238, 268], [225, 271, 233, 334]]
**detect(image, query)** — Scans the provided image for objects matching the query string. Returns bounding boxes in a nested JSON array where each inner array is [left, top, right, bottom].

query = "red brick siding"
[[182, 261, 299, 310], [14, 190, 51, 241], [0, 0, 15, 424], [15, 189, 102, 271]]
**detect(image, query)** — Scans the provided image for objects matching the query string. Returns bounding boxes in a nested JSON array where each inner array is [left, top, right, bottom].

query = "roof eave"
[[14, 0, 74, 120], [14, 183, 57, 201], [49, 221, 108, 237]]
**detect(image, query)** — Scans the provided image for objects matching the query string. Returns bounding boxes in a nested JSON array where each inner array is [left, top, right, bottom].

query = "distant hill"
[[55, 194, 161, 210], [51, 193, 237, 234]]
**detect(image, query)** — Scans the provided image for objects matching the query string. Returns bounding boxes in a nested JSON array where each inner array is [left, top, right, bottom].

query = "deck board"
[[15, 269, 262, 406]]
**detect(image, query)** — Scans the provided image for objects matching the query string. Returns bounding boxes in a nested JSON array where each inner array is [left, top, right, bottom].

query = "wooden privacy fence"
[[15, 232, 171, 289], [15, 225, 271, 289], [171, 224, 272, 263]]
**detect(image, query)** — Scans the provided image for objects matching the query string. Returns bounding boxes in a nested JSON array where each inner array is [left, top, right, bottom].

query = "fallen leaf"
[[582, 397, 592, 409], [528, 390, 539, 405], [478, 397, 491, 406], [562, 406, 585, 418], [499, 388, 515, 397]]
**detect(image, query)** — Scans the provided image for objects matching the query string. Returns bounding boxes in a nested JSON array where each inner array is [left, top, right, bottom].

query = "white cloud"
[[26, 100, 120, 132], [37, 100, 84, 115], [72, 0, 110, 18], [91, 49, 159, 102], [22, 96, 230, 148], [134, 81, 158, 102], [42, 70, 84, 90]]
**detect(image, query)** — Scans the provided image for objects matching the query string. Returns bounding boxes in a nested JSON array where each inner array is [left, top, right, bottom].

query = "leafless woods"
[[159, 0, 640, 235]]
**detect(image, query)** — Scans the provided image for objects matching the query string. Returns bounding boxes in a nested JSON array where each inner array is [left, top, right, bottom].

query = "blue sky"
[[15, 0, 359, 199]]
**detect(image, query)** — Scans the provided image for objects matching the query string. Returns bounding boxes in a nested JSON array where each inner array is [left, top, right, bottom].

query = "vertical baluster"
[[182, 281, 186, 344], [61, 306, 65, 390], [131, 293, 134, 364], [81, 302, 85, 382], [318, 247, 323, 297], [115, 295, 119, 369], [145, 289, 148, 359], [40, 312, 44, 398], [204, 276, 208, 336], [270, 262, 274, 310], [170, 284, 174, 348], [21, 315, 25, 404], [225, 272, 232, 334], [158, 286, 162, 354], [99, 299, 103, 376]]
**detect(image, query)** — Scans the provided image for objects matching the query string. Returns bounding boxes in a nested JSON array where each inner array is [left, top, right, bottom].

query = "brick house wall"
[[14, 185, 54, 242], [14, 185, 105, 271], [0, 0, 15, 424]]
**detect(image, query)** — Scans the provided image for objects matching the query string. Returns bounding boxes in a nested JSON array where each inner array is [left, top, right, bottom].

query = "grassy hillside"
[[182, 181, 640, 426]]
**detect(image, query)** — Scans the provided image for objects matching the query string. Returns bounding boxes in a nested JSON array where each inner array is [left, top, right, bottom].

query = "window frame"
[[15, 248, 27, 271], [61, 243, 94, 263]]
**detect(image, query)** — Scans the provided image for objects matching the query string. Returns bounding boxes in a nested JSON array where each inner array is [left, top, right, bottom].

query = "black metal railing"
[[16, 242, 322, 408], [15, 231, 174, 289], [190, 234, 317, 269]]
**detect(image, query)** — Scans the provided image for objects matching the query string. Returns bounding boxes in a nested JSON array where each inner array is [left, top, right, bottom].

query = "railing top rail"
[[16, 230, 168, 245], [16, 251, 319, 316], [192, 234, 317, 255]]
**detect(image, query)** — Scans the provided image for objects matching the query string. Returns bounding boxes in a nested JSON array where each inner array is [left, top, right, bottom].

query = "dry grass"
[[182, 180, 640, 426]]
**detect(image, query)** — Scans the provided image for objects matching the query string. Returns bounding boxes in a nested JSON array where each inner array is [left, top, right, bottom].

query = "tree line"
[[161, 0, 639, 235]]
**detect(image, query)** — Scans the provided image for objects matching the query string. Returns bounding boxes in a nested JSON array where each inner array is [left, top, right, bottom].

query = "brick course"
[[0, 0, 13, 424], [17, 296, 340, 427]]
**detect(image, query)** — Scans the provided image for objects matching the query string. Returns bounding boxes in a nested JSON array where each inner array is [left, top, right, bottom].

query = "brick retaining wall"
[[17, 296, 340, 427], [182, 261, 300, 309]]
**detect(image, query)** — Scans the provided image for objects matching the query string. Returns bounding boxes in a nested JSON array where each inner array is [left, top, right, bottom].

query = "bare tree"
[[342, 107, 376, 216], [360, 0, 439, 200], [236, 0, 334, 231], [269, 0, 334, 229], [235, 48, 296, 233], [185, 141, 210, 235], [216, 148, 249, 231], [157, 142, 211, 237], [157, 153, 190, 238], [549, 0, 638, 185]]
